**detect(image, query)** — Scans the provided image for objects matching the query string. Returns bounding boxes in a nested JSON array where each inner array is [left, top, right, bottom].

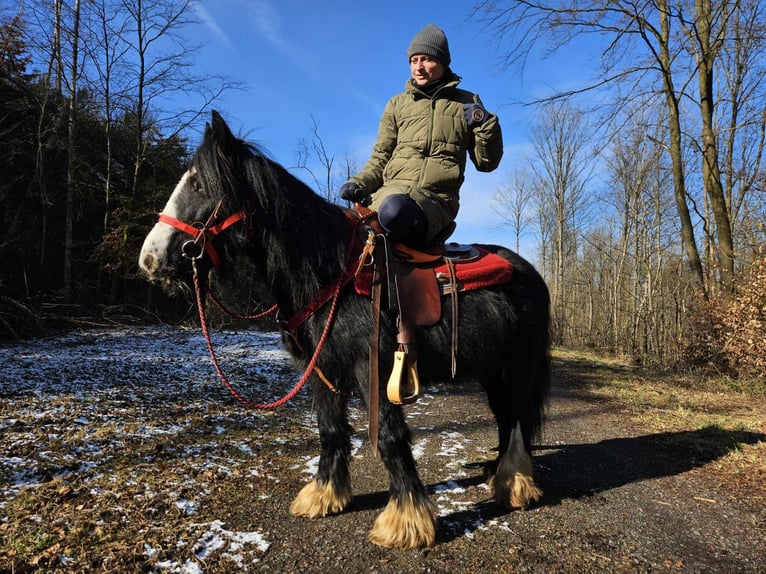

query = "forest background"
[[0, 0, 764, 390]]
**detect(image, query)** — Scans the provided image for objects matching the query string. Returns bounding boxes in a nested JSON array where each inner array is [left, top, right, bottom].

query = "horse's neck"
[[253, 165, 349, 316]]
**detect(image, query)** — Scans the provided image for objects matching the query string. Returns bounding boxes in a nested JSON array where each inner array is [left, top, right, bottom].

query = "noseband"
[[158, 199, 249, 268]]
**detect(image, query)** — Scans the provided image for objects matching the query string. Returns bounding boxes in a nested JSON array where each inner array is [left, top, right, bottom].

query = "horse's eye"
[[187, 174, 200, 191]]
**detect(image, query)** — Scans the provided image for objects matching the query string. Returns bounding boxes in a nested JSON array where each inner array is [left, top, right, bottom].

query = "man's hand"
[[339, 182, 366, 202]]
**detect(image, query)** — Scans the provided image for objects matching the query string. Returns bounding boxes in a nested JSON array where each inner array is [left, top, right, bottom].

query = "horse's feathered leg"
[[482, 363, 543, 509], [290, 383, 352, 517], [490, 421, 542, 509], [368, 402, 437, 549]]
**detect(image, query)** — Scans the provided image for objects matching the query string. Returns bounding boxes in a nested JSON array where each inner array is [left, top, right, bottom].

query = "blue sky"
[[182, 0, 596, 250]]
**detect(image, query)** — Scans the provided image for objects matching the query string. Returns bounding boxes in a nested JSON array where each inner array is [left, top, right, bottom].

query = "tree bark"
[[694, 0, 735, 292], [64, 0, 81, 301]]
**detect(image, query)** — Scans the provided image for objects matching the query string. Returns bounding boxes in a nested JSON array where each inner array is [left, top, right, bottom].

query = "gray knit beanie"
[[407, 24, 451, 66]]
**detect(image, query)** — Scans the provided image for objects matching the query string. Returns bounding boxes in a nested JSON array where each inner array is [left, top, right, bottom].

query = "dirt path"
[[235, 352, 765, 574], [1, 329, 764, 573]]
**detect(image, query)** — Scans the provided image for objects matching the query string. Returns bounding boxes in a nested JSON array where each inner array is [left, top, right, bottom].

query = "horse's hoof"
[[490, 471, 542, 509], [369, 494, 437, 548], [491, 422, 543, 509], [289, 479, 351, 518]]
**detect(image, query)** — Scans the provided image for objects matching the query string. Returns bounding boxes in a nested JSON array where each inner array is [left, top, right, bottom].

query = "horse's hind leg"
[[491, 421, 542, 509], [290, 386, 352, 518], [483, 372, 542, 509], [368, 404, 437, 549]]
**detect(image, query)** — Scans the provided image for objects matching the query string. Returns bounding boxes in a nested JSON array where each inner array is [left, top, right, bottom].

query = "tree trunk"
[[695, 0, 735, 292], [131, 0, 145, 198], [658, 1, 707, 296], [64, 0, 81, 301]]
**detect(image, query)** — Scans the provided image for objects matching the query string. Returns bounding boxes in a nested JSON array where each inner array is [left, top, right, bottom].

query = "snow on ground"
[[1, 325, 506, 570]]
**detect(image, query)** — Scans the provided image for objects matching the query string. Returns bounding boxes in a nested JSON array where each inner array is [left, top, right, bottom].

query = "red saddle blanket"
[[434, 247, 513, 291], [354, 246, 513, 298]]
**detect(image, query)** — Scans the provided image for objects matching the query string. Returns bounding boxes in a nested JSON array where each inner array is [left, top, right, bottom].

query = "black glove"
[[463, 102, 488, 128], [339, 181, 366, 202]]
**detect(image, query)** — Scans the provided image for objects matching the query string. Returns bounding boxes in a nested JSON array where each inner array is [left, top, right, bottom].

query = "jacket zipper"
[[417, 85, 445, 190]]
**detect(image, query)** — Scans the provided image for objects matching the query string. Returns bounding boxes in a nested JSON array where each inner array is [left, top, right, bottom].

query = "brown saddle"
[[348, 207, 513, 450], [391, 241, 481, 327], [350, 207, 515, 407], [350, 206, 483, 327], [386, 242, 481, 405]]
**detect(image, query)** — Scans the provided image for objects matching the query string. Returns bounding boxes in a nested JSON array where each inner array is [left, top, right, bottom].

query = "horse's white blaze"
[[138, 169, 194, 278]]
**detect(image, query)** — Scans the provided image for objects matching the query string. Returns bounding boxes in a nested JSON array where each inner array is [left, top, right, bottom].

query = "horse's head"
[[139, 111, 253, 289]]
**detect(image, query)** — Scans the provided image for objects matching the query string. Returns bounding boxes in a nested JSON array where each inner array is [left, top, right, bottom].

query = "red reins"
[[193, 260, 309, 409], [161, 199, 369, 409]]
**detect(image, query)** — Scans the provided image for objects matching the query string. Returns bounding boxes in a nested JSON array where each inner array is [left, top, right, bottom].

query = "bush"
[[723, 253, 766, 381], [680, 251, 766, 392], [680, 291, 728, 375]]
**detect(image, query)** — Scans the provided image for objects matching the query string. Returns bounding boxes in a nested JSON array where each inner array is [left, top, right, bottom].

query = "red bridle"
[[157, 197, 377, 410], [158, 199, 249, 268]]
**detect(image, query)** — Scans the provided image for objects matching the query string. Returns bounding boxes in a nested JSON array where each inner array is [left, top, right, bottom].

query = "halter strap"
[[158, 208, 248, 268]]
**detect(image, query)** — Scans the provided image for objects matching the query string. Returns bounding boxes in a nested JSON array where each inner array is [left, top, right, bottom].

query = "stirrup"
[[386, 350, 420, 405]]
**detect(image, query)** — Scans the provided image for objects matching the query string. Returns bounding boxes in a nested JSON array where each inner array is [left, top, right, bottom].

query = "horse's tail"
[[494, 290, 550, 509], [508, 246, 552, 449], [533, 264, 552, 443], [530, 320, 551, 443]]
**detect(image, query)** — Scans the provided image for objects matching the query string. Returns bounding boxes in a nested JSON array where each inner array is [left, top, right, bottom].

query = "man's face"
[[410, 54, 445, 86]]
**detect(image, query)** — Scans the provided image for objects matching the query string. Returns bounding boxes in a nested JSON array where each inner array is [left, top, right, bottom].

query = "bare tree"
[[122, 0, 189, 197], [717, 0, 766, 261], [473, 0, 724, 295], [63, 0, 81, 300], [117, 0, 231, 197], [52, 0, 63, 92], [18, 0, 234, 294], [69, 0, 235, 223], [83, 0, 131, 231], [528, 101, 592, 342], [493, 168, 533, 253], [682, 0, 736, 291], [602, 104, 676, 358], [294, 116, 335, 201]]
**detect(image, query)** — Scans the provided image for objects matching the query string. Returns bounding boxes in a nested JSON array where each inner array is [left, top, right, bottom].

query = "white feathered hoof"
[[490, 422, 542, 509], [289, 479, 352, 518], [368, 493, 437, 549]]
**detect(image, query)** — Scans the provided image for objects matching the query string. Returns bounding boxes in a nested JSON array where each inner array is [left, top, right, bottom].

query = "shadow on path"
[[382, 425, 764, 544], [534, 426, 764, 504]]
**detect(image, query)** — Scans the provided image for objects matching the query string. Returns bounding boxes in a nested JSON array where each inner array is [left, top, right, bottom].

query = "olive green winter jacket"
[[349, 73, 503, 244]]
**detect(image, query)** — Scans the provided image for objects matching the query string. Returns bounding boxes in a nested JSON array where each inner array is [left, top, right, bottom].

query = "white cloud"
[[251, 1, 285, 48], [246, 1, 320, 78], [195, 3, 237, 53]]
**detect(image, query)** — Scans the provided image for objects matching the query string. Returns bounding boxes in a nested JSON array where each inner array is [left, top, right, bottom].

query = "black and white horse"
[[139, 111, 550, 549]]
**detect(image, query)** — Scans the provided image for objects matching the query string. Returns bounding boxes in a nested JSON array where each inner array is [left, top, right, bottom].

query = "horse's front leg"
[[290, 382, 352, 518], [369, 402, 437, 549]]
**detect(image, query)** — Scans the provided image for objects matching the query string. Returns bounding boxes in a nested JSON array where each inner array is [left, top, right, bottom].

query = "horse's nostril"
[[141, 252, 159, 274]]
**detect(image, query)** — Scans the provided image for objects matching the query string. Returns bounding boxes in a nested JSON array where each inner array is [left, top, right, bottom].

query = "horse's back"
[[473, 244, 550, 306]]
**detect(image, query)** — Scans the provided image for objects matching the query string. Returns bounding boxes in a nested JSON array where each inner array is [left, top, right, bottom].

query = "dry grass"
[[552, 347, 766, 504], [2, 333, 763, 572]]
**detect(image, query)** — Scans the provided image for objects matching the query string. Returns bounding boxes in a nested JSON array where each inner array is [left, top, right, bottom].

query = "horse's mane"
[[193, 120, 350, 311]]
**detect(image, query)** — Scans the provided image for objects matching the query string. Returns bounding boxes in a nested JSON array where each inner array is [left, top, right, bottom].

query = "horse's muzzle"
[[140, 251, 158, 275]]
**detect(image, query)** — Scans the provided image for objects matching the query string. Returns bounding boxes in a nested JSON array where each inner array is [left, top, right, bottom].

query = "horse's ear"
[[207, 110, 236, 148]]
